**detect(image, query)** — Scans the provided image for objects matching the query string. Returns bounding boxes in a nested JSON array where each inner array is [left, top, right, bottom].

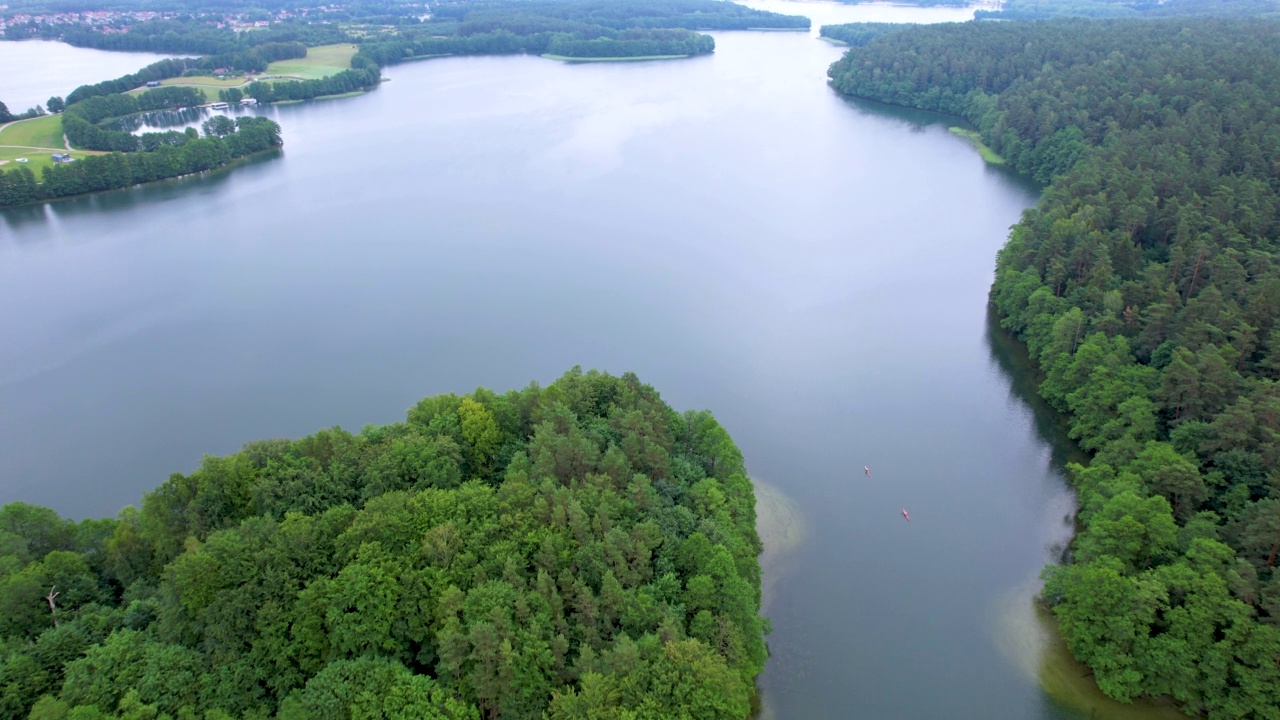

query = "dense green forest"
[[0, 369, 767, 720], [831, 17, 1280, 718], [975, 0, 1279, 21]]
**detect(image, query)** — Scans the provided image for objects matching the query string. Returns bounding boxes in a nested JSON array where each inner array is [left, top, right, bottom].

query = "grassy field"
[[266, 44, 358, 79], [0, 115, 65, 149], [949, 126, 1006, 165], [0, 146, 94, 174], [161, 76, 244, 88], [541, 53, 690, 62]]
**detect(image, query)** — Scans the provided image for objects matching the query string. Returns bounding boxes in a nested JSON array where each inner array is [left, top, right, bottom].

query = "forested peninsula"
[[830, 18, 1280, 718], [0, 369, 767, 720]]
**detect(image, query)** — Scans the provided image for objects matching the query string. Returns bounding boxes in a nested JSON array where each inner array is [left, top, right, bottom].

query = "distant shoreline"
[[541, 53, 692, 62]]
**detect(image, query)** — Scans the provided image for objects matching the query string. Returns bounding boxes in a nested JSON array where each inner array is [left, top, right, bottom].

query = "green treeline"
[[66, 59, 198, 105], [817, 22, 913, 47], [545, 28, 713, 58], [0, 117, 282, 207], [428, 0, 808, 31], [15, 17, 349, 59], [244, 65, 382, 104], [0, 369, 766, 720], [356, 0, 805, 63], [358, 26, 713, 64], [975, 0, 1280, 21], [831, 18, 1280, 718]]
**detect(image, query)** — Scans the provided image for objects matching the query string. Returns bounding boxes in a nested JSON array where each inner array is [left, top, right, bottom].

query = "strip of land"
[[541, 53, 691, 62]]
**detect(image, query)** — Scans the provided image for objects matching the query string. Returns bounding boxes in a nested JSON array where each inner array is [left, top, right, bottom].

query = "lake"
[[0, 39, 174, 112], [0, 5, 1157, 719]]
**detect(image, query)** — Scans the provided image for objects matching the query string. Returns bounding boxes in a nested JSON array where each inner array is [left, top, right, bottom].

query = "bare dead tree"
[[45, 585, 59, 627]]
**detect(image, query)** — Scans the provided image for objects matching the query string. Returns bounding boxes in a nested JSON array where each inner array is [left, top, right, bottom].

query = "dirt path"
[[0, 144, 67, 151]]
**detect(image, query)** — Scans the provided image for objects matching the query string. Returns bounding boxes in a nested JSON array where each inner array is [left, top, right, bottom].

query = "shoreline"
[[751, 477, 805, 613], [540, 53, 693, 62], [948, 126, 1005, 164], [996, 577, 1192, 720], [0, 145, 282, 209]]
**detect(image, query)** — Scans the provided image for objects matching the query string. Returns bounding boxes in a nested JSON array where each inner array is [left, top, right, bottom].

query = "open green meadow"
[[0, 146, 94, 174], [265, 44, 358, 79], [0, 115, 65, 149], [162, 76, 245, 88]]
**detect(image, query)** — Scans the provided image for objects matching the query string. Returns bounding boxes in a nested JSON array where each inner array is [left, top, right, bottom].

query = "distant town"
[[0, 3, 424, 37]]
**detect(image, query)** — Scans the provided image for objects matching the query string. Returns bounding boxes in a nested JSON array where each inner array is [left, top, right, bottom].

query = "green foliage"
[[0, 369, 764, 720], [975, 0, 1280, 21], [818, 22, 915, 46], [242, 67, 381, 104], [832, 17, 1280, 718]]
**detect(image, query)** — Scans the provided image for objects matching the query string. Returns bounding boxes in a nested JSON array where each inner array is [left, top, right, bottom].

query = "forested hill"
[[832, 18, 1280, 718], [0, 369, 767, 720]]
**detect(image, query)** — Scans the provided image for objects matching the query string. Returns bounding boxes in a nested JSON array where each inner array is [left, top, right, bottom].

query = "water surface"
[[0, 5, 1140, 718], [0, 39, 174, 111]]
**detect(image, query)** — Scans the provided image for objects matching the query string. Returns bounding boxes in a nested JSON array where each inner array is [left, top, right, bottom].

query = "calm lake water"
[[0, 40, 174, 112], [0, 4, 1137, 719]]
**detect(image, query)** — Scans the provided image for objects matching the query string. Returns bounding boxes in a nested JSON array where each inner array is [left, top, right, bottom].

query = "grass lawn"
[[266, 44, 358, 79], [949, 126, 1006, 165], [161, 76, 245, 88], [0, 115, 64, 149], [0, 146, 95, 175], [541, 53, 690, 62]]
